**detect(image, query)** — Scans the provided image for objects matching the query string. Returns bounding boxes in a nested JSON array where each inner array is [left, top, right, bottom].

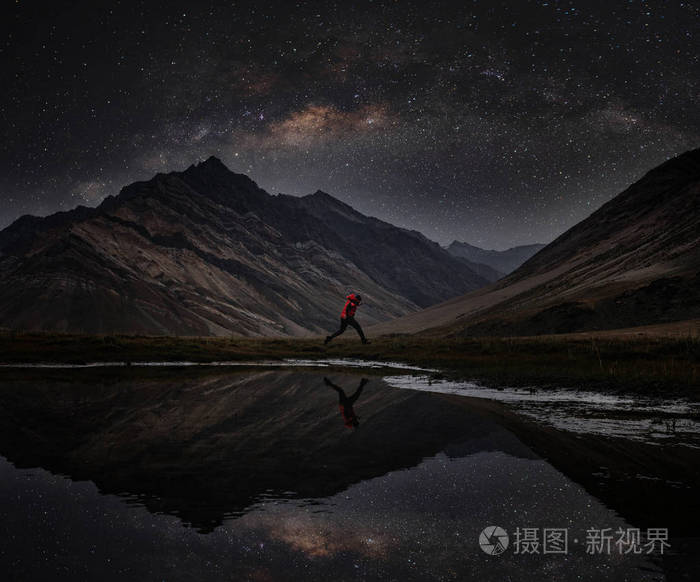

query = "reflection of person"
[[324, 377, 368, 429], [325, 293, 370, 345]]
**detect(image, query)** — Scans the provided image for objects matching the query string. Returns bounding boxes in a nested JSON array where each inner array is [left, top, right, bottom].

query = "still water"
[[0, 366, 697, 581]]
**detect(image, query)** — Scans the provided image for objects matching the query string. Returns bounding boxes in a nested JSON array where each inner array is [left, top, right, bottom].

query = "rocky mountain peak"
[[297, 190, 361, 220], [0, 158, 490, 336], [303, 189, 350, 206], [189, 155, 230, 174]]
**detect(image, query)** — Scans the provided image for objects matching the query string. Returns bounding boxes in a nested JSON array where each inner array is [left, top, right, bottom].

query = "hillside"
[[371, 148, 700, 337], [0, 158, 488, 336]]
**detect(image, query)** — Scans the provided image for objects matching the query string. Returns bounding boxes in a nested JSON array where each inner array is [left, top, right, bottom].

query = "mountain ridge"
[[446, 241, 546, 275], [0, 157, 489, 336], [371, 147, 700, 337]]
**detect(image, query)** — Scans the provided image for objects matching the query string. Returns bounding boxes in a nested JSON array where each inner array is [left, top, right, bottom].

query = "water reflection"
[[0, 370, 510, 532], [0, 368, 695, 580], [324, 376, 367, 428], [386, 375, 700, 447]]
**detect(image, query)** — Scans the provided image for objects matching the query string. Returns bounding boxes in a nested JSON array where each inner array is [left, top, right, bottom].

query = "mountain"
[[446, 241, 545, 275], [0, 157, 489, 336], [449, 254, 504, 283], [371, 148, 700, 337]]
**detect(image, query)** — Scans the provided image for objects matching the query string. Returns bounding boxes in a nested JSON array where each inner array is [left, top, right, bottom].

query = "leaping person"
[[325, 292, 370, 345]]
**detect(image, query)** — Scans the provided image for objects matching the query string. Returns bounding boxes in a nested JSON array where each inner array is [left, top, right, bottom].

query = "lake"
[[0, 363, 697, 581]]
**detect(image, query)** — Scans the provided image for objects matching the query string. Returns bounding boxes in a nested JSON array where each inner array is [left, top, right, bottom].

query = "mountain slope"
[[449, 255, 504, 283], [446, 241, 545, 275], [371, 148, 700, 337], [0, 157, 489, 336]]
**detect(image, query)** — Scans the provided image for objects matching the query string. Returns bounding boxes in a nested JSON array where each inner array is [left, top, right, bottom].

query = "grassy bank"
[[0, 330, 698, 393]]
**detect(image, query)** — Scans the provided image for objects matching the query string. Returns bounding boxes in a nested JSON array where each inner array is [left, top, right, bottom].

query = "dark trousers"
[[328, 380, 365, 407], [327, 316, 366, 342]]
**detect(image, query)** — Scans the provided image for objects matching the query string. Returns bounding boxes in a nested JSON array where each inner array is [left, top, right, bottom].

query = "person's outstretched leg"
[[324, 377, 346, 403], [325, 318, 348, 344], [347, 378, 368, 405], [347, 317, 369, 343]]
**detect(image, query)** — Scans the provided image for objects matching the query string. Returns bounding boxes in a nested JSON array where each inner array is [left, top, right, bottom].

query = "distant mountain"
[[0, 157, 489, 336], [446, 241, 545, 275], [372, 148, 700, 336], [450, 256, 504, 283]]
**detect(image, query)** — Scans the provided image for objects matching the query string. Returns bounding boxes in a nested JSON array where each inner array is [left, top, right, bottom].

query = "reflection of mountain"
[[443, 394, 700, 541], [0, 158, 488, 336], [373, 148, 700, 336], [0, 370, 527, 532]]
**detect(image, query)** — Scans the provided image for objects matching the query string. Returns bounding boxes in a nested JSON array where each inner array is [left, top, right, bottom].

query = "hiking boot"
[[324, 336, 331, 345], [362, 339, 371, 345]]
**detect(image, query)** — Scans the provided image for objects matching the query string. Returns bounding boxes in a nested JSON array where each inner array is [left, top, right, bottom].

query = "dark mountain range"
[[372, 147, 700, 336], [0, 157, 488, 336], [446, 241, 546, 275]]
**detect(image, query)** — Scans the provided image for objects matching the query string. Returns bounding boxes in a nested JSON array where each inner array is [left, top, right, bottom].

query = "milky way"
[[1, 0, 698, 248]]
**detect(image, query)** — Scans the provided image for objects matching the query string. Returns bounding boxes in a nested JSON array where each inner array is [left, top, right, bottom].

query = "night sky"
[[1, 1, 698, 249]]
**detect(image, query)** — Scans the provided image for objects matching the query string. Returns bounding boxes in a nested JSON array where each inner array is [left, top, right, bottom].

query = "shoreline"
[[0, 331, 697, 395]]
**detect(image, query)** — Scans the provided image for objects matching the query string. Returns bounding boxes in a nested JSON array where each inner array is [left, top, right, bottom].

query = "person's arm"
[[324, 376, 342, 393]]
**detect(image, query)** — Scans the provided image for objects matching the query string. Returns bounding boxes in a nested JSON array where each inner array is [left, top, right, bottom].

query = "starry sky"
[[1, 0, 698, 249]]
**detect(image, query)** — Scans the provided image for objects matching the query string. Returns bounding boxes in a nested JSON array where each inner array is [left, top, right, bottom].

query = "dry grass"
[[0, 329, 698, 392]]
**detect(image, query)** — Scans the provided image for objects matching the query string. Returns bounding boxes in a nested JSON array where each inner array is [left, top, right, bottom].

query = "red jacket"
[[339, 404, 358, 428], [341, 293, 361, 319]]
